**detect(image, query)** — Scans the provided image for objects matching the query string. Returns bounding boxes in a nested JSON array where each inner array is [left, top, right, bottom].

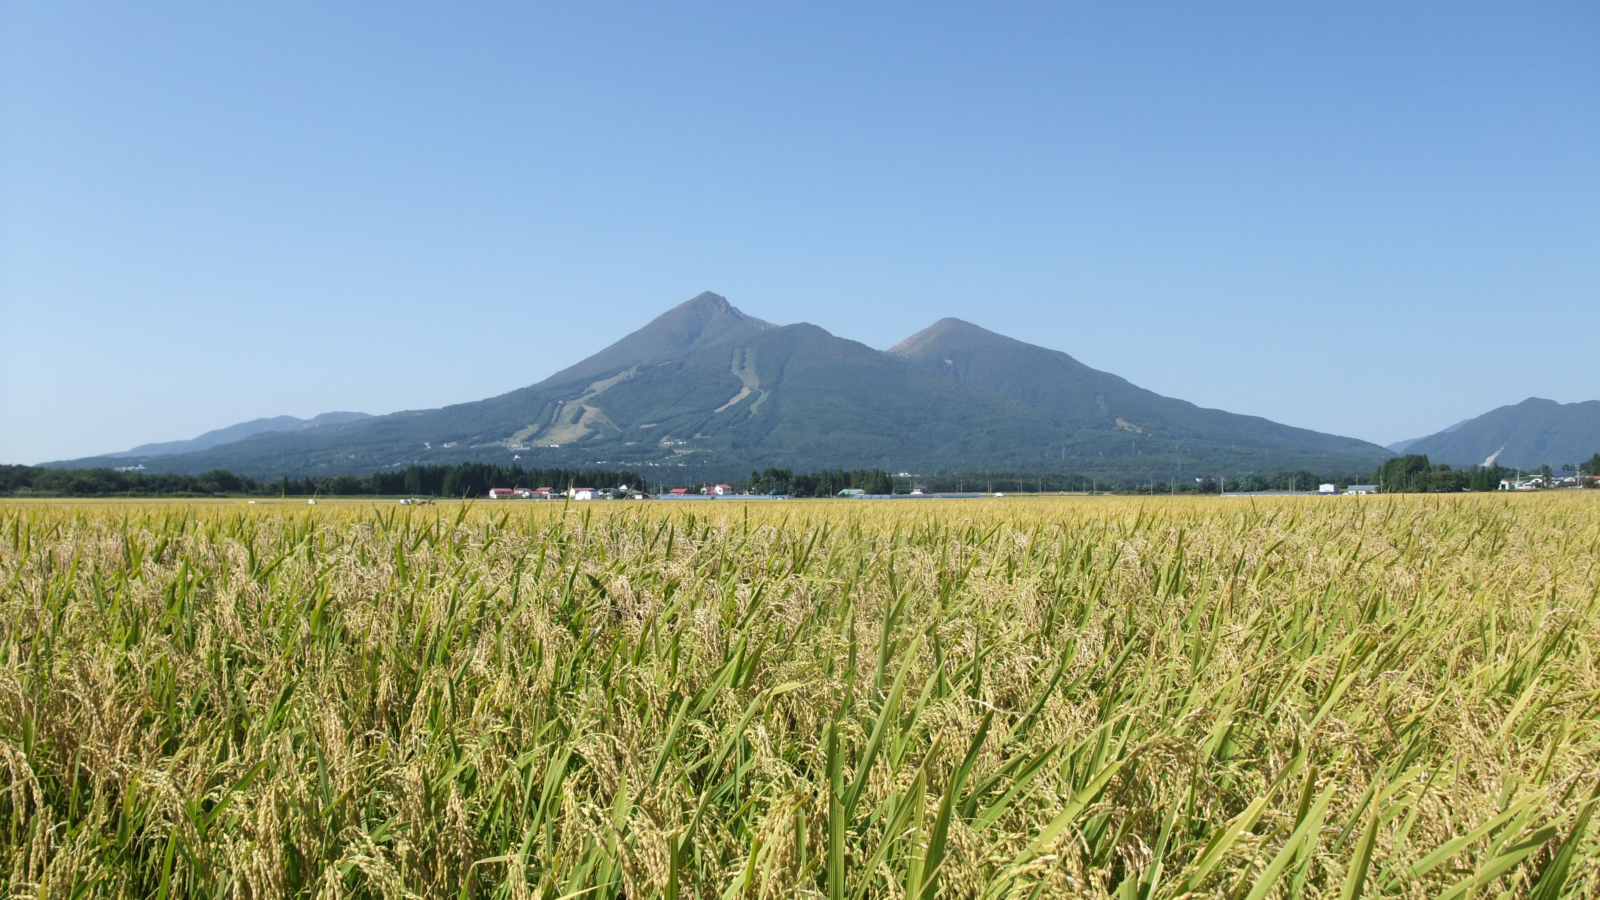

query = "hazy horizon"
[[4, 3, 1597, 464]]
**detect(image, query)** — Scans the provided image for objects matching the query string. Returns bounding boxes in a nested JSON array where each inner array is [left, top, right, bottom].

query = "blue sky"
[[2, 2, 1596, 463]]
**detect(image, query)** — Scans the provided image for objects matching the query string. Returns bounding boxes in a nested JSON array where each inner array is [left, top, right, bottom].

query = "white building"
[[1345, 485, 1378, 495]]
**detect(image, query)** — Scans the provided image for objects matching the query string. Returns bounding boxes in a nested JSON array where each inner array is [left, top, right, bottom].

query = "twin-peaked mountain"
[[49, 292, 1392, 479]]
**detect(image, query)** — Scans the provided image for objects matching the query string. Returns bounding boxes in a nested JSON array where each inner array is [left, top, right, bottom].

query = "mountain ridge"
[[43, 292, 1394, 480], [100, 411, 374, 459], [1386, 419, 1468, 454], [1401, 398, 1600, 469], [889, 317, 1388, 457]]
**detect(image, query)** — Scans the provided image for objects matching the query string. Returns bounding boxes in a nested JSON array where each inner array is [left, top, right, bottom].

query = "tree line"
[[0, 465, 263, 498], [8, 454, 1594, 498], [741, 468, 1370, 495], [744, 468, 895, 497], [0, 463, 644, 498], [2, 463, 892, 499], [287, 463, 647, 498], [1371, 454, 1600, 493]]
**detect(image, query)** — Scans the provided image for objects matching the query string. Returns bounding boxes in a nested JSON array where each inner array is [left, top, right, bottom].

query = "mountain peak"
[[672, 291, 770, 327], [1403, 397, 1600, 468], [887, 317, 1012, 356], [681, 290, 732, 311], [537, 292, 773, 387]]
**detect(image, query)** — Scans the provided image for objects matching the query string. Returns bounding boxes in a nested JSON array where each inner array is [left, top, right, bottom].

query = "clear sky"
[[3, 2, 1596, 464]]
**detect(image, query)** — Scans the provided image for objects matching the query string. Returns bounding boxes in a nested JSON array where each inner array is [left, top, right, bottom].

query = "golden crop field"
[[2, 494, 1598, 899]]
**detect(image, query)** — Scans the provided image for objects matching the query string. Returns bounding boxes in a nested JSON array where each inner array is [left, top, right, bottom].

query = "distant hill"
[[1386, 419, 1468, 454], [1401, 398, 1600, 469], [108, 412, 373, 457], [44, 293, 1392, 480], [46, 412, 375, 468]]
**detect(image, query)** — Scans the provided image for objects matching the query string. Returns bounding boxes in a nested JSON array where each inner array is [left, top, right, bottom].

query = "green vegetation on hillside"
[[1405, 398, 1600, 470], [889, 317, 1388, 460]]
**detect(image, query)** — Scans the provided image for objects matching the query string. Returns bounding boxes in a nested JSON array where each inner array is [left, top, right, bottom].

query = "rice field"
[[2, 493, 1598, 898]]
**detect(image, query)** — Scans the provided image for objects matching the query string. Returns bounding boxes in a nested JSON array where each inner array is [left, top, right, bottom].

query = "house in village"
[[488, 487, 552, 499]]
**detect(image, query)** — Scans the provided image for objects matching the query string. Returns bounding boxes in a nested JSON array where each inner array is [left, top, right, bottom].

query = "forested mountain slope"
[[1403, 398, 1600, 469], [44, 293, 1393, 480], [889, 318, 1384, 459]]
